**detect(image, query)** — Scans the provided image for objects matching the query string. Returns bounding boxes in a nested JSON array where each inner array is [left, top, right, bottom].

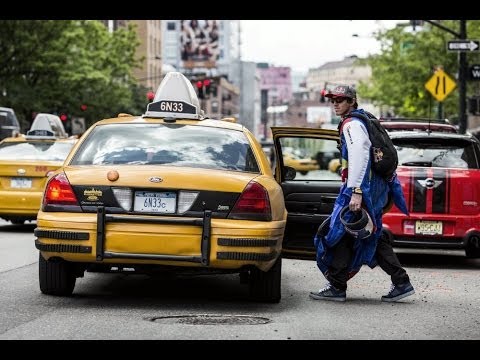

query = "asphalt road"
[[0, 219, 479, 340]]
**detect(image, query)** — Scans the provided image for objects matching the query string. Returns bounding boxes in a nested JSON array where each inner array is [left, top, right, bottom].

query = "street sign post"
[[447, 40, 480, 52], [425, 69, 456, 102]]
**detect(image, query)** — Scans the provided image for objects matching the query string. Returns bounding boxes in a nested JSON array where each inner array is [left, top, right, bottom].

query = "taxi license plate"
[[11, 178, 32, 189], [134, 191, 176, 213], [415, 221, 443, 235]]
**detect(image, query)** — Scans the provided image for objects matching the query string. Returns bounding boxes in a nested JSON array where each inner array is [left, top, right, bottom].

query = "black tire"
[[465, 235, 480, 258], [39, 254, 76, 296], [466, 247, 480, 258], [249, 256, 282, 303], [11, 219, 25, 225], [300, 171, 308, 176]]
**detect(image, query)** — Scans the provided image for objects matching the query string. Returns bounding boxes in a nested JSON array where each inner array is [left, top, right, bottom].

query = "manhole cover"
[[148, 314, 271, 325]]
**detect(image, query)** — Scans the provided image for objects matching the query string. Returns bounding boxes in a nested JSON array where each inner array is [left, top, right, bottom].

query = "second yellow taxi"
[[0, 114, 77, 224]]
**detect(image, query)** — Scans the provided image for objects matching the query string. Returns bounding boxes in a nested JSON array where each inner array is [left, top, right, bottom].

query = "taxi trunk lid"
[[63, 165, 261, 215]]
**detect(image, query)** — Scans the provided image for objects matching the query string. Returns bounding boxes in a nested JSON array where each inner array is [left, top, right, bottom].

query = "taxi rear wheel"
[[39, 254, 76, 296], [248, 256, 282, 303]]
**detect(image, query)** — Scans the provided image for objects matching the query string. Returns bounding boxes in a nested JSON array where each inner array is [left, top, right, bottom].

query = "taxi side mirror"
[[283, 166, 296, 180]]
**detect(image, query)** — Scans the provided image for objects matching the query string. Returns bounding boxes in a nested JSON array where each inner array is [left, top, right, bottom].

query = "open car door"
[[271, 127, 342, 259]]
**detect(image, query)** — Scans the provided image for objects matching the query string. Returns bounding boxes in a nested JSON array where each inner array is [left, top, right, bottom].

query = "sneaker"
[[381, 281, 415, 302], [309, 282, 346, 302]]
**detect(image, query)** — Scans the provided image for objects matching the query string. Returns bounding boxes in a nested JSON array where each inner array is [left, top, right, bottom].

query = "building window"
[[167, 22, 176, 31]]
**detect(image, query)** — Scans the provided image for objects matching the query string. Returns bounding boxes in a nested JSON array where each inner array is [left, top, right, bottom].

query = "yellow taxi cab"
[[0, 114, 77, 224], [282, 148, 319, 175], [35, 72, 287, 302]]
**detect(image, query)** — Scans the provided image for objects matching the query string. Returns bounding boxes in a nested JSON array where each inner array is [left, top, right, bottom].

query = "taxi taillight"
[[43, 172, 78, 206], [229, 181, 271, 221]]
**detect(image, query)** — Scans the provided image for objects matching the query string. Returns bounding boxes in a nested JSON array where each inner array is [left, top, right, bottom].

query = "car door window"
[[278, 137, 341, 180]]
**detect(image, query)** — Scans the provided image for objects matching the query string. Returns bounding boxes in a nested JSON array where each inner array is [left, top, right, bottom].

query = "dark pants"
[[326, 233, 409, 291], [376, 233, 410, 286], [326, 235, 354, 291]]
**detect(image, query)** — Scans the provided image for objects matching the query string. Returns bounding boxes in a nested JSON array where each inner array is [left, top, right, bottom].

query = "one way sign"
[[447, 40, 480, 52]]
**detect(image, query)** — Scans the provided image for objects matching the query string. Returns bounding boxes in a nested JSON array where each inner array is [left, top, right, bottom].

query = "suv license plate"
[[415, 220, 442, 235]]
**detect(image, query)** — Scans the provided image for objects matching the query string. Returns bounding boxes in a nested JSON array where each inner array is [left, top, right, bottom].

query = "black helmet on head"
[[339, 206, 374, 239]]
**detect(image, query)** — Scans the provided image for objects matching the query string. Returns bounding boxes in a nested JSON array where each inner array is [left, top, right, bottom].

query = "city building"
[[130, 20, 163, 92], [99, 20, 127, 33], [229, 60, 261, 139], [306, 55, 377, 114], [306, 55, 371, 94], [161, 20, 240, 77], [257, 64, 293, 106]]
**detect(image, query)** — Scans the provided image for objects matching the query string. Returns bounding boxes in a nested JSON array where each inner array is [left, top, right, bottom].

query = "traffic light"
[[468, 96, 480, 115], [146, 91, 155, 103], [320, 89, 326, 103], [60, 113, 68, 122], [80, 104, 88, 112], [196, 80, 205, 99], [204, 79, 211, 96]]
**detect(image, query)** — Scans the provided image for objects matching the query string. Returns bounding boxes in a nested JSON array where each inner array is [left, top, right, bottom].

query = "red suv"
[[382, 131, 480, 258]]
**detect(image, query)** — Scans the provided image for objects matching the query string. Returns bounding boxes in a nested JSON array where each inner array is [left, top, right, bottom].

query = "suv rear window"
[[70, 123, 260, 173], [393, 138, 480, 169]]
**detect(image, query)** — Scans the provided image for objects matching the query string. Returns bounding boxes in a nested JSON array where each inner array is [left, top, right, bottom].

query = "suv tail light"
[[229, 181, 271, 221], [43, 172, 78, 206]]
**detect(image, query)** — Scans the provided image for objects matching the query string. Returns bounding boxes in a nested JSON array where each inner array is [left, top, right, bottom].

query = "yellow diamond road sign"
[[425, 69, 456, 102]]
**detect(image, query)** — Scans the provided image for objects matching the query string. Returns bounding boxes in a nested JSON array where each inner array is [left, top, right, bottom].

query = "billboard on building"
[[180, 20, 220, 69], [307, 106, 332, 127]]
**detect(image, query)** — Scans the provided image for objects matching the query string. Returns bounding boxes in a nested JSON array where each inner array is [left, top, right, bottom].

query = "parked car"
[[271, 126, 480, 259], [0, 107, 21, 141], [379, 117, 457, 133], [34, 72, 287, 302], [383, 131, 480, 258], [0, 113, 77, 224]]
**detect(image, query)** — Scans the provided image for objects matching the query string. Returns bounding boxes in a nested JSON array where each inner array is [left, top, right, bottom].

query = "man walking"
[[310, 85, 415, 302]]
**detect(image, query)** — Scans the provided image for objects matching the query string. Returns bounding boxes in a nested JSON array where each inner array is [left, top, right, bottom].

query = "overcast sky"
[[240, 20, 405, 73]]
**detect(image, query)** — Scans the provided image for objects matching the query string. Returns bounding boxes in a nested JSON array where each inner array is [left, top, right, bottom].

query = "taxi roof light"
[[26, 113, 68, 140], [43, 173, 78, 206], [229, 181, 272, 221], [144, 72, 204, 120]]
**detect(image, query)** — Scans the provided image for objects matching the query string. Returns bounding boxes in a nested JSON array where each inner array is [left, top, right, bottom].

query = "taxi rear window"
[[70, 123, 260, 173], [0, 141, 74, 161]]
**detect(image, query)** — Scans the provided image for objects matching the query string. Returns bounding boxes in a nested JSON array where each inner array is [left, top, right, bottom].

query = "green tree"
[[0, 20, 145, 131], [358, 20, 480, 122]]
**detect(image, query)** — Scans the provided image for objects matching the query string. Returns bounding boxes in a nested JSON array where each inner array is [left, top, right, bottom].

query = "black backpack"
[[341, 110, 398, 179]]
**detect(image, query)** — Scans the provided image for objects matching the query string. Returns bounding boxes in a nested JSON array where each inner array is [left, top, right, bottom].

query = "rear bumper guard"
[[96, 206, 212, 266]]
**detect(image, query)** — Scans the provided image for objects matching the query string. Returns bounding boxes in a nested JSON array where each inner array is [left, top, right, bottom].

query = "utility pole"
[[423, 20, 468, 134], [459, 20, 467, 134]]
